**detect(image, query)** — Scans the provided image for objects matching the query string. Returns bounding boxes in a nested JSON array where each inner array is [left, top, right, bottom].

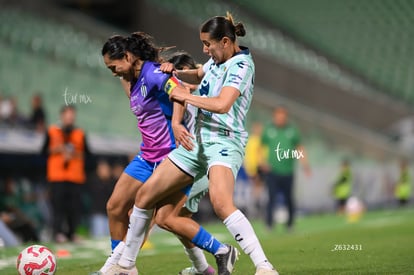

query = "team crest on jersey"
[[141, 85, 148, 97]]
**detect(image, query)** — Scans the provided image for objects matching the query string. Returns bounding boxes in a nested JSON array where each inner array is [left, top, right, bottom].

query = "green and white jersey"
[[195, 47, 254, 147]]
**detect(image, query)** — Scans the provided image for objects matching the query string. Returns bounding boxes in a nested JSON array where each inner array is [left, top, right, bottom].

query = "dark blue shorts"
[[124, 153, 191, 195]]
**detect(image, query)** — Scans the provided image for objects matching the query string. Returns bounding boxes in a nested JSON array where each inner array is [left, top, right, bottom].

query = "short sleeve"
[[223, 59, 254, 95], [145, 63, 172, 94]]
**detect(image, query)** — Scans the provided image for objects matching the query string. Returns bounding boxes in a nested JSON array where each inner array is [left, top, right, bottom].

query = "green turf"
[[2, 207, 413, 274]]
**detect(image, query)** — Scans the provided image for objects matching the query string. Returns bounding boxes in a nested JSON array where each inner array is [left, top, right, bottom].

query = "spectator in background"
[[0, 96, 26, 128], [260, 105, 310, 232], [332, 159, 353, 214], [0, 218, 21, 247], [41, 105, 91, 243], [244, 121, 266, 217], [0, 94, 11, 126], [395, 159, 412, 206], [0, 176, 39, 242], [111, 158, 127, 180], [28, 93, 46, 133], [88, 159, 116, 238]]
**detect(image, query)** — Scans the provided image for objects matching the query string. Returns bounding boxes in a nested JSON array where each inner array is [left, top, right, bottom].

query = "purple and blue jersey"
[[129, 61, 176, 162]]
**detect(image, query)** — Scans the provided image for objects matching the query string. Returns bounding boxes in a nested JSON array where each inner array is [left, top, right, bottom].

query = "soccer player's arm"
[[171, 60, 250, 113], [119, 77, 131, 98], [164, 76, 190, 97], [174, 65, 204, 85], [178, 87, 240, 114], [171, 101, 194, 151], [160, 62, 204, 84], [164, 77, 194, 150]]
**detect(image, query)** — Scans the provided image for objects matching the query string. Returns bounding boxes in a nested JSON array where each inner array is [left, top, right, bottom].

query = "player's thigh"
[[108, 172, 143, 213], [136, 158, 193, 208], [208, 165, 236, 203]]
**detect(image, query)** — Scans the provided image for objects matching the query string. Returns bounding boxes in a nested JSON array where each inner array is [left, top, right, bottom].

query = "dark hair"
[[60, 105, 76, 114], [274, 104, 287, 112], [101, 32, 160, 62], [200, 12, 246, 42], [168, 51, 197, 70]]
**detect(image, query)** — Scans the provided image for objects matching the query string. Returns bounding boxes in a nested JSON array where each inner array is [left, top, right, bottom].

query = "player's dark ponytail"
[[200, 12, 246, 42], [126, 32, 159, 62]]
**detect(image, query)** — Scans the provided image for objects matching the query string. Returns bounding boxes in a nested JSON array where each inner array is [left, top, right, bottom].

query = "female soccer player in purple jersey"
[[92, 32, 217, 275], [107, 13, 278, 275]]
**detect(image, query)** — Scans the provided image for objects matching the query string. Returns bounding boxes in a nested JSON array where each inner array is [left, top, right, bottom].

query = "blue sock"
[[111, 239, 121, 251], [191, 226, 224, 254]]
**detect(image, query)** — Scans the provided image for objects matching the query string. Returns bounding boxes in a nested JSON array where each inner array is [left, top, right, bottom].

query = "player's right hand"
[[160, 62, 175, 74]]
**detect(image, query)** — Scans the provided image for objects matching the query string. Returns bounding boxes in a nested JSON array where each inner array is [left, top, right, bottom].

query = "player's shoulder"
[[48, 124, 61, 132], [143, 61, 171, 79], [228, 50, 254, 70], [142, 61, 160, 75]]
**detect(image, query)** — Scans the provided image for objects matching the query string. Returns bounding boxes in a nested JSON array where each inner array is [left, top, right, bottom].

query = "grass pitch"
[[1, 207, 413, 274]]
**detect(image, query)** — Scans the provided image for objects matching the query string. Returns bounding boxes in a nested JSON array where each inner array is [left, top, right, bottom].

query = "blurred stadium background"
[[1, 0, 413, 239]]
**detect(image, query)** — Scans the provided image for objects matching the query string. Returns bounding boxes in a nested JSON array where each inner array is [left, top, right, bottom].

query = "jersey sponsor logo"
[[164, 77, 179, 95], [153, 68, 162, 74], [229, 73, 242, 85]]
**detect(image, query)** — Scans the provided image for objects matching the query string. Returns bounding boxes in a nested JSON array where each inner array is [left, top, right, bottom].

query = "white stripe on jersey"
[[195, 48, 255, 147]]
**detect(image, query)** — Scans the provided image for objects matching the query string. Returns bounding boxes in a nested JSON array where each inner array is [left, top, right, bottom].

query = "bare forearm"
[[172, 101, 186, 126], [175, 69, 202, 85], [184, 94, 229, 114]]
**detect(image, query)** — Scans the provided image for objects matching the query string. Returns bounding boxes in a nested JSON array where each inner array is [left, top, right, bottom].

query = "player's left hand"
[[170, 86, 190, 103], [172, 123, 194, 151]]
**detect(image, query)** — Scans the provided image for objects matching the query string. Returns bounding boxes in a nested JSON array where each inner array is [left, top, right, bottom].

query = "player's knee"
[[211, 197, 235, 220], [134, 186, 153, 208], [106, 199, 117, 217], [154, 213, 173, 232], [106, 197, 127, 218]]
